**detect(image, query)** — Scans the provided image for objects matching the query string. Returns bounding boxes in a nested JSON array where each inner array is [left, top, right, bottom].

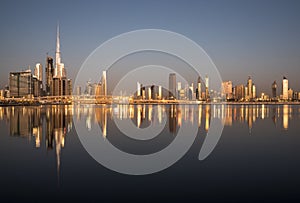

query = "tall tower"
[[247, 76, 253, 99], [45, 56, 54, 95], [34, 63, 43, 81], [272, 81, 277, 98], [102, 71, 107, 96], [205, 75, 209, 100], [197, 76, 202, 100], [54, 23, 65, 78], [169, 73, 176, 99], [282, 76, 288, 100]]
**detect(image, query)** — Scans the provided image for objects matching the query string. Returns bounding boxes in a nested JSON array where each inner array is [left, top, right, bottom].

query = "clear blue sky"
[[1, 0, 300, 95]]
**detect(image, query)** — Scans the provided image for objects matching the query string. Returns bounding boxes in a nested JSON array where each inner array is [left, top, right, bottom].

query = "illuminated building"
[[9, 69, 33, 98], [169, 73, 176, 99], [282, 76, 288, 100]]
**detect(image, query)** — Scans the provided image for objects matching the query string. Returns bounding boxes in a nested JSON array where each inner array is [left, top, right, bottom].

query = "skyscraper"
[[272, 81, 277, 98], [196, 76, 202, 100], [9, 69, 33, 98], [235, 84, 245, 101], [54, 23, 65, 78], [247, 76, 253, 100], [34, 63, 43, 82], [205, 75, 209, 100], [101, 71, 107, 96], [45, 56, 54, 95], [169, 73, 176, 99], [282, 76, 288, 100]]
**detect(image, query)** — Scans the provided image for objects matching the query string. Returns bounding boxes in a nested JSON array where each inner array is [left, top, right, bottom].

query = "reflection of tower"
[[198, 105, 202, 127], [205, 105, 210, 132], [95, 107, 107, 138], [169, 105, 177, 134], [169, 73, 176, 99], [283, 105, 288, 130]]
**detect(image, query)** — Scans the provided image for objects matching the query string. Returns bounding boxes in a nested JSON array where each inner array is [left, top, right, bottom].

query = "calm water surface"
[[0, 104, 300, 202]]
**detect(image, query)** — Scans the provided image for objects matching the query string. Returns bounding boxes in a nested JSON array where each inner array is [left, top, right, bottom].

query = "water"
[[0, 104, 300, 202]]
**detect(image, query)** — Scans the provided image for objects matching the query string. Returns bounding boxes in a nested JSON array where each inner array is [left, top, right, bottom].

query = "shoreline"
[[1, 101, 300, 107]]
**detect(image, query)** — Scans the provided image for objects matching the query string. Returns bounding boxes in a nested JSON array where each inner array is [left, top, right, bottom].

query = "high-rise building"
[[33, 63, 43, 96], [282, 76, 289, 100], [54, 23, 65, 78], [252, 84, 256, 99], [101, 71, 107, 96], [137, 82, 141, 97], [247, 76, 253, 100], [158, 85, 162, 100], [288, 88, 293, 101], [34, 63, 43, 82], [196, 76, 202, 100], [205, 75, 209, 100], [169, 73, 176, 99], [51, 24, 72, 97], [272, 81, 277, 98], [9, 69, 33, 98], [45, 56, 54, 95], [235, 84, 245, 101], [222, 81, 233, 100]]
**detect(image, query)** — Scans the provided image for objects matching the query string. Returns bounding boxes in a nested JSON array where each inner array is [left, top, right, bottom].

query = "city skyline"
[[1, 0, 300, 96]]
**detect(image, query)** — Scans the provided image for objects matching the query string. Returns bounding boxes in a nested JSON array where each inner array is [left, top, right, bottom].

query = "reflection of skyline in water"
[[77, 104, 299, 137], [0, 104, 299, 174], [0, 105, 73, 176]]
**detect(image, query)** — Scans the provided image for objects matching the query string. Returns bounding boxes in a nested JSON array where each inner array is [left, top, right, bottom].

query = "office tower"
[[46, 56, 54, 95], [252, 84, 256, 99], [282, 76, 288, 100], [197, 76, 202, 100], [33, 63, 43, 96], [137, 82, 141, 97], [235, 84, 245, 101], [222, 81, 233, 100], [101, 71, 107, 96], [76, 86, 81, 96], [158, 85, 162, 100], [272, 81, 277, 98], [9, 69, 33, 98], [34, 63, 43, 82], [247, 76, 253, 99], [288, 88, 293, 100], [205, 75, 209, 99], [169, 73, 176, 99], [151, 85, 155, 100]]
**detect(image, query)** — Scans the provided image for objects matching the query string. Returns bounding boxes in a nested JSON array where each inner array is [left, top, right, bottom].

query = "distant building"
[[101, 71, 107, 96], [205, 75, 209, 100], [9, 69, 33, 98], [282, 76, 289, 100], [196, 76, 202, 100], [169, 73, 176, 99], [246, 76, 253, 100], [45, 56, 54, 96], [222, 81, 233, 100], [288, 88, 293, 101], [272, 81, 277, 98]]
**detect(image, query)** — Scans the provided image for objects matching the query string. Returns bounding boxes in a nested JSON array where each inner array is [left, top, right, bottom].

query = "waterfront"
[[0, 104, 300, 202]]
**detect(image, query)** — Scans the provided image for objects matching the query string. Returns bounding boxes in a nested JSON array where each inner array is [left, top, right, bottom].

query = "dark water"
[[0, 104, 300, 202]]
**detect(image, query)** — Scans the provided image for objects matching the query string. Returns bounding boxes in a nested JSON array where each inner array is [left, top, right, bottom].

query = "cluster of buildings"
[[222, 76, 300, 102], [0, 25, 72, 101], [134, 74, 210, 101], [134, 73, 300, 102]]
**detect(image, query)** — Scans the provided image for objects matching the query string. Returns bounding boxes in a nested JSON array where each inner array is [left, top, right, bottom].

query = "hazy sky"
[[1, 0, 300, 95]]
